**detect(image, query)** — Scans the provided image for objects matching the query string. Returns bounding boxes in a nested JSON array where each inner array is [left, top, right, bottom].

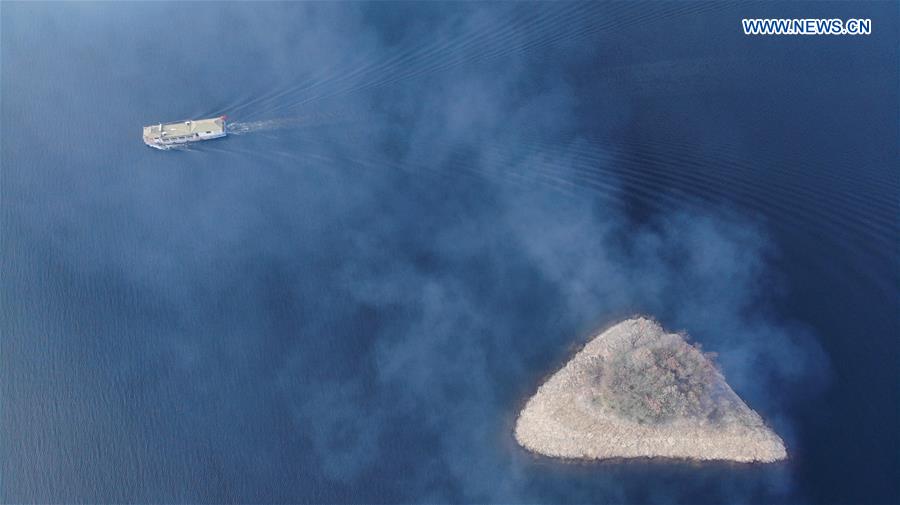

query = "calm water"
[[3, 2, 898, 503]]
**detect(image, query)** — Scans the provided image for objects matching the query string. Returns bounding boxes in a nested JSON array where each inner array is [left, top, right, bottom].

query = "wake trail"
[[226, 118, 295, 135], [226, 109, 362, 135]]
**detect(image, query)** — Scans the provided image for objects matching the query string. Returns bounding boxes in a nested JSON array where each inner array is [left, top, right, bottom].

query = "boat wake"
[[226, 118, 299, 135], [227, 109, 360, 136]]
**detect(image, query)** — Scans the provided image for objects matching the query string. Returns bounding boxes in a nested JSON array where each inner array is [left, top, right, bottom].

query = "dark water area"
[[2, 2, 898, 503]]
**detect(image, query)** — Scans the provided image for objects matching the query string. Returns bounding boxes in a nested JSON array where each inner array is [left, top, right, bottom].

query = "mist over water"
[[3, 2, 898, 504]]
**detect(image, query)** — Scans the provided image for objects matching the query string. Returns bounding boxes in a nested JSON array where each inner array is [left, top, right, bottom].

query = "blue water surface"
[[2, 2, 898, 503]]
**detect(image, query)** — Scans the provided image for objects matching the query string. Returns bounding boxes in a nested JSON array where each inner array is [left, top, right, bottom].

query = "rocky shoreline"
[[514, 318, 787, 463]]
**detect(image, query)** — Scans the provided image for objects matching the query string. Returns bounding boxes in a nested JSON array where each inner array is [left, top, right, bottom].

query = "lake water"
[[2, 2, 898, 503]]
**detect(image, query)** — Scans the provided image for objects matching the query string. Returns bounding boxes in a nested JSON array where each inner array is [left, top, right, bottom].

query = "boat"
[[142, 116, 227, 150]]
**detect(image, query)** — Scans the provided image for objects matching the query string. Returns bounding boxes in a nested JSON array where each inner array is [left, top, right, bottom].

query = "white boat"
[[143, 116, 227, 150]]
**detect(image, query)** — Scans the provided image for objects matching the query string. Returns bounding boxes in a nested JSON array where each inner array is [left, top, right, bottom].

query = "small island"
[[515, 318, 787, 463]]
